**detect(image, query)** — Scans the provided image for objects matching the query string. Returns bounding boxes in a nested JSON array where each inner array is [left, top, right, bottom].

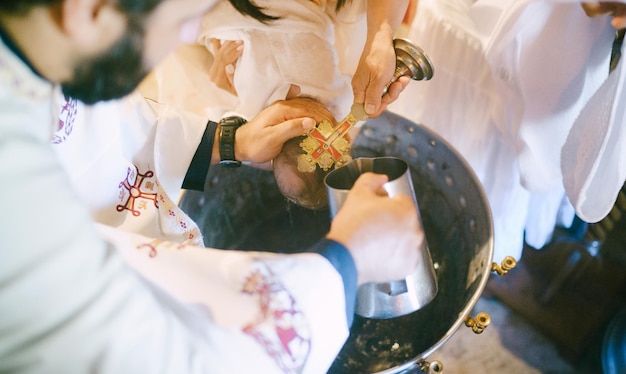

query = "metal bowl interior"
[[179, 111, 494, 373]]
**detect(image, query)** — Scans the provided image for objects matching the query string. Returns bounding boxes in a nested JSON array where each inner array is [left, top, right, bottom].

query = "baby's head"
[[273, 126, 361, 210], [273, 136, 330, 209]]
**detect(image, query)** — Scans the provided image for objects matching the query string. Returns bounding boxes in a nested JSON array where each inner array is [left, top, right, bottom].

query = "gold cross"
[[298, 104, 367, 172]]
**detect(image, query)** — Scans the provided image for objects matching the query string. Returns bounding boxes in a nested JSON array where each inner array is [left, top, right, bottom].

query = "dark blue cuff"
[[307, 238, 357, 327], [182, 120, 218, 191]]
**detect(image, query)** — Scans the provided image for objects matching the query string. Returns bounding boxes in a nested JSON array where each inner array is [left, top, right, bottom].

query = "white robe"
[[0, 35, 349, 373], [389, 0, 620, 262]]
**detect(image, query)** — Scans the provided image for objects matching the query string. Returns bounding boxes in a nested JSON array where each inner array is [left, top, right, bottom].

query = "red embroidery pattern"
[[52, 96, 78, 144], [242, 265, 311, 373], [136, 239, 186, 258], [117, 166, 158, 216], [157, 193, 200, 241]]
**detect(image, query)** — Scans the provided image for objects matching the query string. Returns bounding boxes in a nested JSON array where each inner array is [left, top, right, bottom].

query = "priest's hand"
[[233, 97, 335, 164], [352, 35, 411, 119], [326, 172, 422, 286], [352, 0, 412, 118]]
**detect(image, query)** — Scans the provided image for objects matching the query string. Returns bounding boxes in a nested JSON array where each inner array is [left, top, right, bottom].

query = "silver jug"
[[324, 157, 438, 319]]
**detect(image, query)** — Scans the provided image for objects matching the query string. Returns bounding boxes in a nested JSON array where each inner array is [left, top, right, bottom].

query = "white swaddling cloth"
[[197, 0, 353, 120]]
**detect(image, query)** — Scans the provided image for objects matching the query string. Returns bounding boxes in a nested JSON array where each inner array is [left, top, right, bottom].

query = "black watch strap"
[[218, 116, 247, 168]]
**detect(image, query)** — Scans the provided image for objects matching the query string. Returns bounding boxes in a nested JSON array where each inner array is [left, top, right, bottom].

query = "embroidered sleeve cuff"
[[308, 238, 357, 327], [182, 120, 218, 191]]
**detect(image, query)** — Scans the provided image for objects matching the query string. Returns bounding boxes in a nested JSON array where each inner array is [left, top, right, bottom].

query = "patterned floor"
[[431, 296, 587, 374]]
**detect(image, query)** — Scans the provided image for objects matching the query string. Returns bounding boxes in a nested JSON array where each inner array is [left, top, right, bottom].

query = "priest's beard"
[[61, 20, 148, 104]]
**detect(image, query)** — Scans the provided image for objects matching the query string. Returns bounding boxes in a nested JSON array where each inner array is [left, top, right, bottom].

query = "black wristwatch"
[[218, 116, 247, 168]]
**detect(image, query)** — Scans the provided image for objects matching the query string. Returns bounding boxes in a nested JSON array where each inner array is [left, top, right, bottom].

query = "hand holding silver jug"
[[325, 157, 438, 319]]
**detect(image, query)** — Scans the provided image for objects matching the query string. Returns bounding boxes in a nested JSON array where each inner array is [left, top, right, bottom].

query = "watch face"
[[219, 160, 242, 168]]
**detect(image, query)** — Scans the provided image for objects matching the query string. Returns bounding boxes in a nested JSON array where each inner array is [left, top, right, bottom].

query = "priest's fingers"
[[352, 37, 396, 117], [235, 117, 314, 164], [327, 173, 422, 285], [236, 97, 336, 163]]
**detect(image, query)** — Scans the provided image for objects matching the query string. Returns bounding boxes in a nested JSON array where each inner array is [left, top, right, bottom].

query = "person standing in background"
[[390, 0, 626, 263]]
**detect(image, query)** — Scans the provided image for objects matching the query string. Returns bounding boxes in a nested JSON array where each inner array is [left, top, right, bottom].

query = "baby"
[[198, 0, 364, 209], [198, 0, 356, 120]]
